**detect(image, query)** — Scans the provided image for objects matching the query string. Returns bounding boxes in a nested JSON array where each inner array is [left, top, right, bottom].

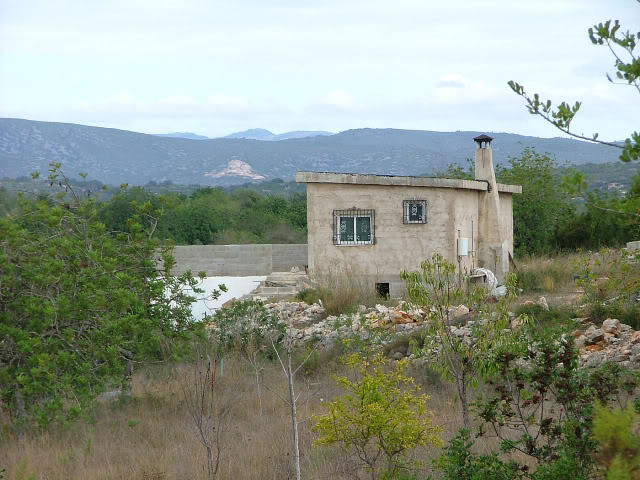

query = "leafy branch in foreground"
[[508, 6, 640, 163]]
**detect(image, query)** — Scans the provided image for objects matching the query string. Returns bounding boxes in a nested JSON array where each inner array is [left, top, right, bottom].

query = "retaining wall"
[[169, 244, 308, 276]]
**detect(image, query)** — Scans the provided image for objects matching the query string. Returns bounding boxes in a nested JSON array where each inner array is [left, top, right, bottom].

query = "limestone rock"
[[537, 296, 549, 311], [587, 328, 605, 345], [602, 318, 621, 335]]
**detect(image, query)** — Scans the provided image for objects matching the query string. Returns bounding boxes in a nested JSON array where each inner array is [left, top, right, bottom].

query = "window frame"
[[403, 199, 427, 224], [333, 209, 376, 246]]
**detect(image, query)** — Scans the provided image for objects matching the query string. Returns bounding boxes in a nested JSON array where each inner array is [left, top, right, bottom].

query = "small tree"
[[474, 332, 640, 479], [181, 350, 242, 480], [401, 254, 521, 429], [313, 353, 442, 480]]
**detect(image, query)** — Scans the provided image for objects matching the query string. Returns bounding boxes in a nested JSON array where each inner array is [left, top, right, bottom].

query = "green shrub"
[[514, 304, 578, 329], [588, 303, 640, 329], [209, 300, 285, 355], [295, 288, 322, 305], [433, 429, 521, 480]]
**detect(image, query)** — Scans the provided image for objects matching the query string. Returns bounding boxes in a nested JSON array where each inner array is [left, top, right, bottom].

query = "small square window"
[[334, 209, 375, 245], [403, 200, 427, 224]]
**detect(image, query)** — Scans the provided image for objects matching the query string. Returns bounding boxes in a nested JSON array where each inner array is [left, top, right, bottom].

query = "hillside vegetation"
[[0, 118, 622, 186]]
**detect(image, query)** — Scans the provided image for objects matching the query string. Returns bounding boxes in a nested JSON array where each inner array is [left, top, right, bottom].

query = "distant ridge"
[[224, 128, 334, 141], [0, 118, 622, 187], [154, 132, 210, 140]]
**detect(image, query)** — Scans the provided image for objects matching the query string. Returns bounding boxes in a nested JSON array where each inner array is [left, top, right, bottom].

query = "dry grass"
[[0, 355, 511, 480], [306, 262, 395, 316]]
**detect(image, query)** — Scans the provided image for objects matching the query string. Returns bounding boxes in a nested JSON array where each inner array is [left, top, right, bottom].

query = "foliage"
[[496, 148, 574, 256], [313, 353, 442, 480], [0, 164, 217, 428], [572, 248, 640, 321], [97, 186, 307, 246], [508, 6, 639, 163], [593, 403, 640, 480], [513, 304, 577, 331], [208, 300, 286, 356], [401, 254, 521, 428], [474, 330, 640, 480], [433, 429, 522, 480]]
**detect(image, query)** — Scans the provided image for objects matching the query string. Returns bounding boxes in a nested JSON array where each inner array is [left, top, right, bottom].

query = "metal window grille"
[[403, 199, 427, 224], [333, 209, 376, 245]]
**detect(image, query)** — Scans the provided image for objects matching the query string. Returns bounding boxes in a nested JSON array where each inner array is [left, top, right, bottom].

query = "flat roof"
[[296, 171, 522, 194]]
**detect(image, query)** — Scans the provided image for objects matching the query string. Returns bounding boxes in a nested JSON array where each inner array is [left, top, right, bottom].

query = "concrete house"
[[296, 135, 522, 296]]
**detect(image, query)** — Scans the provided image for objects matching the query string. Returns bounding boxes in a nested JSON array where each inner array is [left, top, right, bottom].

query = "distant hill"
[[154, 132, 210, 140], [224, 128, 334, 141], [0, 118, 623, 186]]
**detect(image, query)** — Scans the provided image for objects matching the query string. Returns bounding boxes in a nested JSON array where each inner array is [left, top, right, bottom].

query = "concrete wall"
[[169, 244, 308, 276], [305, 183, 515, 295]]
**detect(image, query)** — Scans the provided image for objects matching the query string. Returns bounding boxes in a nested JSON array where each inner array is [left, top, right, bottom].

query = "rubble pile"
[[263, 301, 471, 348], [573, 318, 640, 368], [261, 300, 640, 370]]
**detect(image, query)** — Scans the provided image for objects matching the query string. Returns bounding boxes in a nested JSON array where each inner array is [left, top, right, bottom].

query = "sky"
[[0, 0, 637, 139]]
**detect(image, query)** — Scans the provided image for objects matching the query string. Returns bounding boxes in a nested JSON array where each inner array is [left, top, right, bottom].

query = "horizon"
[[0, 1, 637, 141], [0, 116, 626, 143]]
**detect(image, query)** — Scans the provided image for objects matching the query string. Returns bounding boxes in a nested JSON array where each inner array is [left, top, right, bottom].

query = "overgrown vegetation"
[[0, 165, 214, 428]]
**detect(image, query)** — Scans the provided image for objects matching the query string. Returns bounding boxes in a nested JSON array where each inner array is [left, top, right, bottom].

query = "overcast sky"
[[0, 0, 637, 139]]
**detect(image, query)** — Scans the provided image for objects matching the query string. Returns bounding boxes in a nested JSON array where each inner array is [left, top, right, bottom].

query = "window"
[[376, 282, 390, 299], [333, 209, 375, 245], [403, 199, 427, 224]]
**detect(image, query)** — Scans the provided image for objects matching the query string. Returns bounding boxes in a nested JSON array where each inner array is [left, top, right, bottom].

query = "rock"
[[537, 296, 549, 311], [452, 305, 470, 318], [602, 318, 621, 335], [587, 328, 604, 345], [391, 351, 405, 361], [511, 316, 526, 330], [584, 353, 604, 368], [358, 304, 367, 314], [632, 331, 640, 344], [632, 344, 640, 357], [575, 335, 587, 348]]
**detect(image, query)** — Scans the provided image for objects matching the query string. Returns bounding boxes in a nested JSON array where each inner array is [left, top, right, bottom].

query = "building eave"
[[295, 171, 522, 194]]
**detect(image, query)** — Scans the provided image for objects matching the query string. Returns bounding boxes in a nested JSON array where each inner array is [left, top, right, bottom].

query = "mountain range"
[[154, 128, 333, 141], [0, 118, 622, 186]]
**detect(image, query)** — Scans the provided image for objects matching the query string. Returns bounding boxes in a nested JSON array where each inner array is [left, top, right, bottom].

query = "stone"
[[537, 296, 549, 311], [584, 352, 604, 368], [587, 328, 604, 345], [632, 344, 640, 357], [358, 304, 368, 314], [574, 335, 587, 348], [452, 304, 470, 318], [632, 331, 640, 344], [391, 351, 405, 361], [602, 318, 621, 335]]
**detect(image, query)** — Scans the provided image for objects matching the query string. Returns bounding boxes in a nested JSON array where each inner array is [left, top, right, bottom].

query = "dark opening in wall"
[[376, 282, 390, 299]]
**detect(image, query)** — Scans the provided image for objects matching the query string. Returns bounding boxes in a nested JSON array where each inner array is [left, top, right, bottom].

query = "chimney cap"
[[473, 134, 494, 146]]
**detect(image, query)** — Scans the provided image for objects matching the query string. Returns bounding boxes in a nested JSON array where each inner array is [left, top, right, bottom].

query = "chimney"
[[473, 134, 494, 183], [473, 134, 509, 283]]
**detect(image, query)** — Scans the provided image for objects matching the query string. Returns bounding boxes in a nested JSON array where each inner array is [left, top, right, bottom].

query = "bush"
[[0, 166, 209, 428], [209, 300, 285, 355], [295, 288, 322, 305], [313, 353, 442, 479], [514, 304, 578, 329]]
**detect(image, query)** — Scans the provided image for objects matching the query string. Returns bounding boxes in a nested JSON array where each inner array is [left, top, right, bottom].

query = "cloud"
[[436, 75, 467, 89]]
